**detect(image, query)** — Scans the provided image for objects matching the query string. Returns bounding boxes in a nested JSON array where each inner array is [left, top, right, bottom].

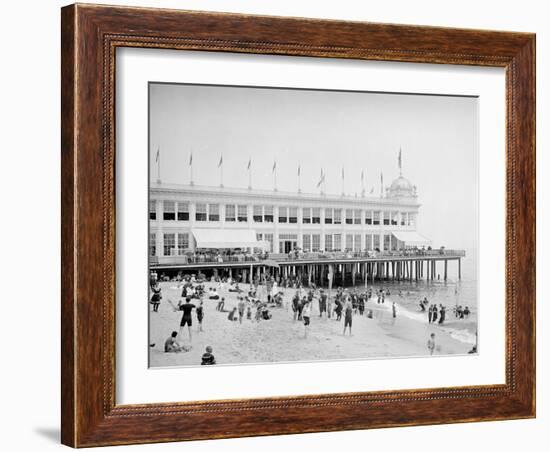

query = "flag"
[[316, 169, 325, 188], [189, 152, 193, 166], [272, 160, 277, 173], [247, 158, 251, 170], [155, 147, 160, 162], [218, 154, 223, 168]]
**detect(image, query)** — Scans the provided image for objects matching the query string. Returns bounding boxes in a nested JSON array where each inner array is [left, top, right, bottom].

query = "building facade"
[[149, 174, 427, 264]]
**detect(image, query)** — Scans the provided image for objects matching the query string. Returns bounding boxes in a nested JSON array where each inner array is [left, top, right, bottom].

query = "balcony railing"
[[150, 249, 465, 266]]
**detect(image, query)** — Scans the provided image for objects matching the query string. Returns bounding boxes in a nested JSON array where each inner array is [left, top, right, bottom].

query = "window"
[[149, 200, 156, 220], [278, 207, 288, 223], [373, 235, 380, 250], [302, 208, 311, 224], [384, 233, 391, 251], [163, 233, 175, 256], [345, 209, 353, 225], [383, 211, 390, 225], [325, 234, 333, 251], [163, 201, 175, 221], [289, 207, 298, 223], [225, 204, 235, 222], [253, 205, 263, 222], [324, 208, 333, 224], [195, 203, 207, 221], [303, 234, 311, 252], [237, 205, 248, 222], [177, 233, 189, 254], [391, 211, 398, 225], [391, 234, 398, 251], [334, 209, 342, 225], [401, 212, 407, 226], [177, 202, 189, 221], [149, 233, 156, 256], [365, 234, 373, 250], [264, 233, 274, 252], [208, 204, 220, 221], [408, 213, 416, 227], [264, 206, 274, 223], [373, 211, 381, 225], [312, 234, 320, 252], [346, 234, 353, 250], [365, 210, 372, 225], [354, 234, 361, 251], [312, 208, 321, 224], [354, 209, 362, 225], [334, 234, 342, 251]]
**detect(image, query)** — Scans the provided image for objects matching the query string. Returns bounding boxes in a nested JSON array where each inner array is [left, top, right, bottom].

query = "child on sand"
[[343, 297, 353, 336], [302, 300, 312, 338], [201, 346, 216, 365]]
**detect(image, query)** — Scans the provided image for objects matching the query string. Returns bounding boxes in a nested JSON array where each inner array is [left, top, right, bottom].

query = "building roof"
[[150, 182, 420, 208]]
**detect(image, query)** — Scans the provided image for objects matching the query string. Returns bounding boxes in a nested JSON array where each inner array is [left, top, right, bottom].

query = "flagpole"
[[156, 146, 161, 184], [219, 154, 224, 188], [361, 169, 365, 197], [189, 151, 194, 186], [273, 160, 277, 192], [341, 167, 345, 196], [298, 165, 301, 193], [248, 158, 252, 190]]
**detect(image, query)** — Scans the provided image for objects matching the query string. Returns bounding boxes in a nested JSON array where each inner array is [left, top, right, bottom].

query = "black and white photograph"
[[147, 82, 479, 368]]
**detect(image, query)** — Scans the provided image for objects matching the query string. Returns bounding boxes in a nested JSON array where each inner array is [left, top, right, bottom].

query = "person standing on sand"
[[177, 298, 196, 343], [343, 297, 353, 336], [237, 297, 246, 324], [302, 300, 312, 338], [392, 302, 397, 318], [196, 301, 204, 332], [438, 305, 446, 324], [427, 333, 436, 355]]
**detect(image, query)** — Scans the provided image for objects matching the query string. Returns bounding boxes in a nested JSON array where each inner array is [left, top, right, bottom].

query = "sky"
[[149, 83, 478, 253]]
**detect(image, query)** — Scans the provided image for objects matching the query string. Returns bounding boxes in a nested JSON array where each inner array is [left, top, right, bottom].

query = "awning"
[[191, 229, 268, 250], [392, 231, 431, 246]]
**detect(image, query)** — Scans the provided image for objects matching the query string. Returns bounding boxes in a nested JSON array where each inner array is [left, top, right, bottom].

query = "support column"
[[444, 260, 448, 280]]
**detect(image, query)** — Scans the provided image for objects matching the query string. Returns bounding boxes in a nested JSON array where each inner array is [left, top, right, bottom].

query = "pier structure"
[[149, 167, 465, 284]]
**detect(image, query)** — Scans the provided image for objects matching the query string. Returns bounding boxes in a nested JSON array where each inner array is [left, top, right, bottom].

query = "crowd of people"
[[150, 270, 470, 363]]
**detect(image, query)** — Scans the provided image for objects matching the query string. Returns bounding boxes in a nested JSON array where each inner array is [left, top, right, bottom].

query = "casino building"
[[149, 170, 432, 266]]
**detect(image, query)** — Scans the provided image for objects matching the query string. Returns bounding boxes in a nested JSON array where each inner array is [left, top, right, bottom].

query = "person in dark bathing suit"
[[196, 301, 204, 332], [178, 297, 196, 343]]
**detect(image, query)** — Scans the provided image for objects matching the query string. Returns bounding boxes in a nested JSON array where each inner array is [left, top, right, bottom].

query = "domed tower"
[[387, 148, 417, 199]]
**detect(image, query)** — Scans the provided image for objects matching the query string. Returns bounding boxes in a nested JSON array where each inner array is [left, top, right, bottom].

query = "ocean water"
[[345, 251, 478, 345]]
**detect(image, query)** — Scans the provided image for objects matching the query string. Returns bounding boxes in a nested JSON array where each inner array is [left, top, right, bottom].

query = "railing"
[[150, 249, 465, 266]]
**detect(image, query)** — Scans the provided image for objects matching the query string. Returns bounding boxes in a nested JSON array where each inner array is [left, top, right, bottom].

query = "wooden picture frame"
[[61, 3, 535, 447]]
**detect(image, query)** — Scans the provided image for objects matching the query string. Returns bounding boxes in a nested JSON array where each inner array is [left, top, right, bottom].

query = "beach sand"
[[149, 281, 476, 368]]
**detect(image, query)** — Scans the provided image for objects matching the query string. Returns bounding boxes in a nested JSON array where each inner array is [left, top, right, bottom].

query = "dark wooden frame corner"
[[61, 3, 535, 447]]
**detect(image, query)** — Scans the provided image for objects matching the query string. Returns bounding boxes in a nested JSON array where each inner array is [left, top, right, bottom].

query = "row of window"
[[150, 232, 403, 256], [150, 201, 416, 226]]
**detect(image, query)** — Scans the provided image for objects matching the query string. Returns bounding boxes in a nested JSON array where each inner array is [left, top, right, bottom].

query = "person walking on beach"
[[392, 302, 397, 325], [343, 297, 353, 336], [177, 298, 196, 343], [196, 301, 204, 332], [237, 297, 246, 324], [150, 284, 162, 312], [428, 304, 433, 323], [438, 305, 446, 324], [302, 300, 312, 338], [427, 333, 436, 355], [431, 304, 438, 323]]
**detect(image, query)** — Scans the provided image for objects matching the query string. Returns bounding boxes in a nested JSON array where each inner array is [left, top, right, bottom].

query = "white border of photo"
[[116, 48, 505, 405]]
